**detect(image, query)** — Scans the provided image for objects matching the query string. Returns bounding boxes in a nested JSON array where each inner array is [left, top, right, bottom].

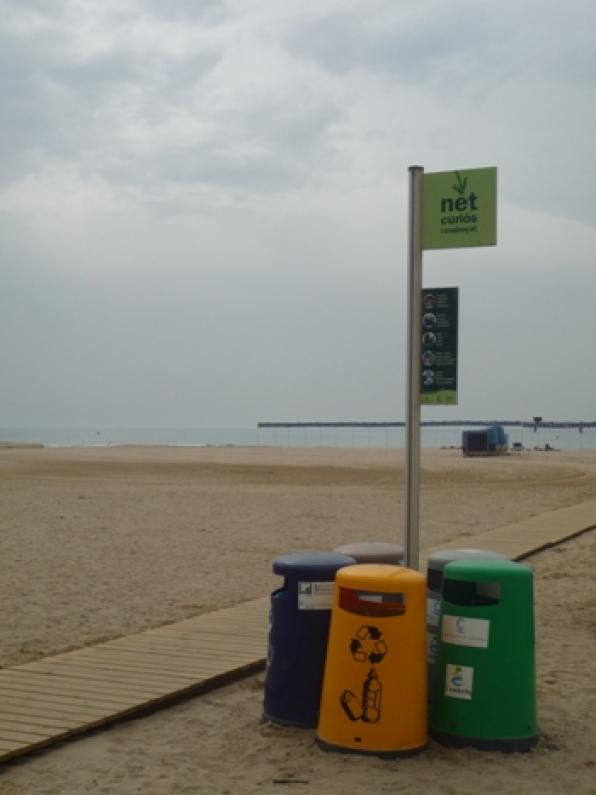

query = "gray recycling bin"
[[333, 541, 404, 565], [426, 548, 508, 695], [263, 551, 356, 727]]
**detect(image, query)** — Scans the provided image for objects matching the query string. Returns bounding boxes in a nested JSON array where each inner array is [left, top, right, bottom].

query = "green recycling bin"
[[430, 559, 538, 752]]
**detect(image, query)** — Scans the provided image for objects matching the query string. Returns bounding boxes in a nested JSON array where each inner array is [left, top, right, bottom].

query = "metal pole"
[[405, 165, 424, 570]]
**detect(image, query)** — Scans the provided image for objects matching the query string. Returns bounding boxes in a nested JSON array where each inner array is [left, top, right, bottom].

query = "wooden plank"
[[102, 641, 267, 667], [128, 637, 266, 654], [0, 670, 163, 701], [0, 699, 131, 732], [44, 652, 238, 679], [65, 653, 257, 679], [0, 726, 52, 743], [0, 681, 143, 709], [157, 614, 266, 628], [0, 688, 125, 713], [112, 625, 267, 643], [106, 635, 266, 654], [133, 633, 267, 657], [0, 683, 146, 710], [27, 654, 209, 681], [134, 637, 267, 654], [95, 647, 264, 666], [0, 712, 79, 731], [106, 627, 268, 649], [156, 623, 267, 639], [0, 699, 108, 722], [0, 690, 122, 715], [82, 645, 264, 668], [145, 617, 268, 638], [16, 661, 199, 691], [0, 673, 223, 706], [90, 650, 263, 671], [0, 740, 26, 753]]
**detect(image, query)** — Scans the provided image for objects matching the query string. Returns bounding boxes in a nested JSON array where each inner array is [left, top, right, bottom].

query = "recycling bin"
[[430, 559, 538, 751], [426, 548, 507, 692], [317, 564, 427, 758], [334, 541, 404, 565], [263, 551, 355, 727]]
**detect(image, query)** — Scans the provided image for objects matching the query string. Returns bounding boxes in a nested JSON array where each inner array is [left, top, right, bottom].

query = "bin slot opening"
[[443, 579, 501, 606], [427, 569, 443, 592], [339, 588, 406, 617]]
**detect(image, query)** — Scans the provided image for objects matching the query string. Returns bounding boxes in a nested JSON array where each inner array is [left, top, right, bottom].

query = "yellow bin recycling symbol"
[[316, 564, 427, 758]]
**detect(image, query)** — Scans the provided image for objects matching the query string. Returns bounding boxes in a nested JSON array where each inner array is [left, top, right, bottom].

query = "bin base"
[[263, 711, 316, 729], [430, 728, 538, 753], [316, 735, 427, 760]]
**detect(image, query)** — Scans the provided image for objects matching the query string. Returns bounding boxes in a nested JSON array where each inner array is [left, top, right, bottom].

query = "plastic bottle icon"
[[340, 690, 363, 722], [362, 668, 382, 723]]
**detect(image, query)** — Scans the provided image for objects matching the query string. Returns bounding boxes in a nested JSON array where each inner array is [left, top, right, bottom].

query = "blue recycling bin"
[[263, 551, 356, 727]]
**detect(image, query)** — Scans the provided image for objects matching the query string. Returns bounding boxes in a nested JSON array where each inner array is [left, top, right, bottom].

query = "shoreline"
[[2, 423, 595, 453], [0, 440, 586, 454]]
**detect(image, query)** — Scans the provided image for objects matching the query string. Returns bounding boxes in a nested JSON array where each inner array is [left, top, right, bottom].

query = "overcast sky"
[[1, 0, 595, 429]]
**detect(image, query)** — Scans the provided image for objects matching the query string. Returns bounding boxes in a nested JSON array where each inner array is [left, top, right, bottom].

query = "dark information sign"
[[420, 287, 458, 406]]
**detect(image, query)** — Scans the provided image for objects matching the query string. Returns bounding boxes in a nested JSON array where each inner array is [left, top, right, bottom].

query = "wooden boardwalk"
[[419, 497, 596, 570], [0, 597, 269, 763], [1, 498, 595, 765]]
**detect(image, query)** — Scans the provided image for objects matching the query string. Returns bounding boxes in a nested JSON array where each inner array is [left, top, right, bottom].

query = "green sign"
[[421, 287, 458, 406], [422, 167, 497, 250]]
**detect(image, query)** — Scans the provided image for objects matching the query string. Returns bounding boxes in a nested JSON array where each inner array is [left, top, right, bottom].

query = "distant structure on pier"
[[462, 424, 510, 457], [258, 420, 595, 431]]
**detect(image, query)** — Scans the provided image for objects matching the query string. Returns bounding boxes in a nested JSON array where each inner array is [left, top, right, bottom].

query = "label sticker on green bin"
[[442, 616, 490, 648], [445, 664, 474, 700]]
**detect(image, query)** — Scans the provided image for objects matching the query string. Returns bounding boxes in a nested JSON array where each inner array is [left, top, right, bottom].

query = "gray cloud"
[[143, 0, 229, 24], [0, 24, 221, 182], [0, 4, 342, 196], [285, 3, 504, 83], [286, 2, 596, 89]]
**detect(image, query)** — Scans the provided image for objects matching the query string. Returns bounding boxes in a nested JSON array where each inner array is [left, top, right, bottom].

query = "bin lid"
[[272, 551, 356, 579], [427, 547, 508, 573], [443, 558, 532, 583], [333, 541, 404, 565], [336, 563, 425, 590], [441, 559, 533, 607]]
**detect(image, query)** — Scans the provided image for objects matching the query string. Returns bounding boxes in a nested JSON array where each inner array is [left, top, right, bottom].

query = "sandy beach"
[[1, 445, 595, 793]]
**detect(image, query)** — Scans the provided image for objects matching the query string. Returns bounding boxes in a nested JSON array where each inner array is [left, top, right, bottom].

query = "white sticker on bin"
[[427, 596, 441, 627], [442, 615, 490, 648], [445, 664, 474, 700], [298, 581, 334, 610]]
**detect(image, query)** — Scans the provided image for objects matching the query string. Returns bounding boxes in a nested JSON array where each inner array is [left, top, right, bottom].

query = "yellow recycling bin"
[[316, 565, 427, 758]]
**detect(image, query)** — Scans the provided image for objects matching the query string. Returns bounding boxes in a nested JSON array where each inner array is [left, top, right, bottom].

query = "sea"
[[0, 426, 595, 451]]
